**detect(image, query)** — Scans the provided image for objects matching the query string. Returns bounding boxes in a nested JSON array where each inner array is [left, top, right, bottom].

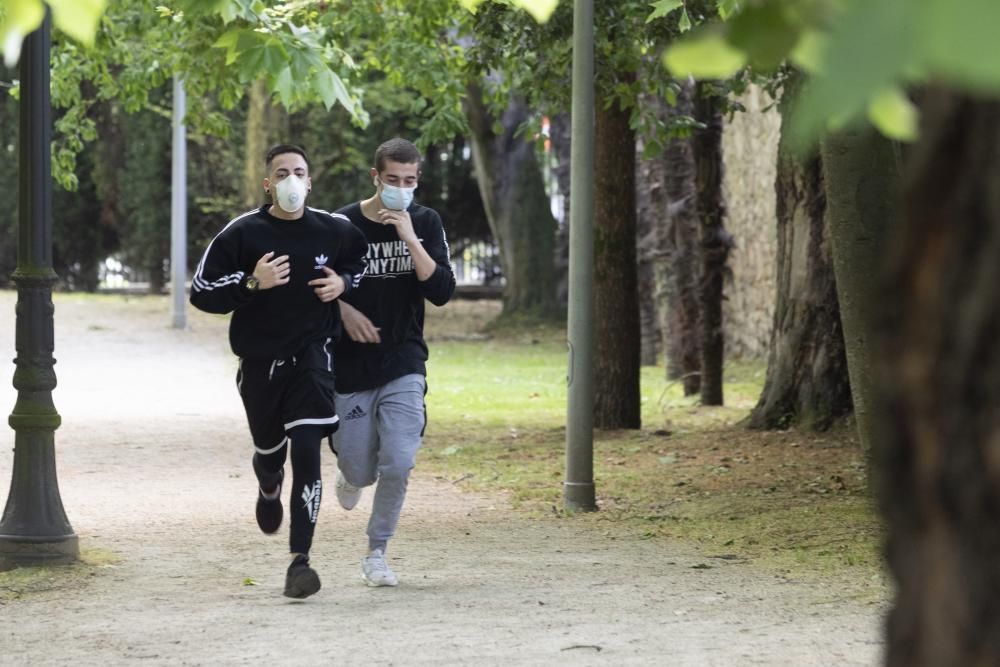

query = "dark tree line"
[[0, 78, 491, 293]]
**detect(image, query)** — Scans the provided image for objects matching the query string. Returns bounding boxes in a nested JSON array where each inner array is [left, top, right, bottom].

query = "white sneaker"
[[361, 548, 398, 587], [335, 472, 362, 510]]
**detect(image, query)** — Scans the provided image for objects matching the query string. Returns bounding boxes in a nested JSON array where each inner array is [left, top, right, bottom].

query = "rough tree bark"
[[749, 78, 852, 430], [822, 126, 900, 450], [465, 84, 559, 317], [693, 83, 731, 406], [636, 100, 669, 367], [664, 82, 702, 395], [593, 96, 641, 429], [876, 90, 1000, 667]]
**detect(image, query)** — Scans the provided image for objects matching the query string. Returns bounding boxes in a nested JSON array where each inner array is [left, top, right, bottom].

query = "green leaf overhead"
[[912, 0, 1000, 89], [459, 0, 559, 23], [664, 30, 746, 79], [646, 0, 684, 24], [49, 0, 108, 46], [1, 0, 108, 66], [726, 2, 798, 71], [866, 86, 918, 142]]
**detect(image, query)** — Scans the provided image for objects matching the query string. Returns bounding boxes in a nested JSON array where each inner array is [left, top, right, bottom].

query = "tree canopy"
[[660, 0, 1000, 143], [1, 0, 557, 189]]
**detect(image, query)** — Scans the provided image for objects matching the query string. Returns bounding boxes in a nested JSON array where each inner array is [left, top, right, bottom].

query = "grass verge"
[[0, 548, 121, 603], [422, 308, 888, 604]]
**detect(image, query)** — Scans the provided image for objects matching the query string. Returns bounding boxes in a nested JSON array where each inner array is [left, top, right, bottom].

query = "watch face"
[[247, 277, 259, 291]]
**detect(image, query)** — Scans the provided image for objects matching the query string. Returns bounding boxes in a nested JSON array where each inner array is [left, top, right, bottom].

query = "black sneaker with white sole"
[[284, 554, 321, 599], [255, 470, 284, 534]]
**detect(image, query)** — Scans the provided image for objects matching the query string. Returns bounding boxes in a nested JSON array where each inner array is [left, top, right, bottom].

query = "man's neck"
[[268, 204, 305, 221], [360, 194, 384, 221]]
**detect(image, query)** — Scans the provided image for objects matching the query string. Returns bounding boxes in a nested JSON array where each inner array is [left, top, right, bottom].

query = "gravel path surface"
[[0, 292, 884, 665]]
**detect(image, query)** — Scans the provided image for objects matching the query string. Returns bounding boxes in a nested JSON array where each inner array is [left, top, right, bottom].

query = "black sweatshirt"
[[190, 205, 369, 361], [333, 201, 456, 393]]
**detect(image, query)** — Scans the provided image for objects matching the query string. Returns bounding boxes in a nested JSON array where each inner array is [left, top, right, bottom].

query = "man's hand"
[[377, 208, 418, 244], [254, 251, 290, 289], [308, 266, 346, 302], [339, 300, 381, 344]]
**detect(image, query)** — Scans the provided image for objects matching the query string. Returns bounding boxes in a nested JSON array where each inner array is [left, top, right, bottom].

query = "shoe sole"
[[337, 494, 361, 511], [361, 572, 398, 587], [284, 569, 322, 599]]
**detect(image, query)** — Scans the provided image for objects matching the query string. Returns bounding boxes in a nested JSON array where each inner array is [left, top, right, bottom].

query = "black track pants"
[[252, 424, 324, 555]]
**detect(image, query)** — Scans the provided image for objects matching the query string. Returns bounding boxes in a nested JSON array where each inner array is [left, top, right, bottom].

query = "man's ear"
[[263, 178, 271, 194]]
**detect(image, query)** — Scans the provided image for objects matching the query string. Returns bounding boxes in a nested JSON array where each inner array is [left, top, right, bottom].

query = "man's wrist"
[[242, 274, 260, 294]]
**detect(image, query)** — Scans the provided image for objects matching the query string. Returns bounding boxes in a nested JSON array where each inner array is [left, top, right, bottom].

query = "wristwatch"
[[245, 275, 260, 293]]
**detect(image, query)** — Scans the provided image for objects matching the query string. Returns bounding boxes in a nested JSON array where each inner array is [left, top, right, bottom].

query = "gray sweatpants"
[[331, 373, 426, 553]]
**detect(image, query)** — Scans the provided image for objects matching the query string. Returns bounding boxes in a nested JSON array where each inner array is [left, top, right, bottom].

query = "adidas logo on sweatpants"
[[345, 405, 366, 420]]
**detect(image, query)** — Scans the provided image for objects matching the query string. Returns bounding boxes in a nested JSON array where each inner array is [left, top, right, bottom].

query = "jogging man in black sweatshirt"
[[190, 144, 368, 599], [331, 138, 456, 586]]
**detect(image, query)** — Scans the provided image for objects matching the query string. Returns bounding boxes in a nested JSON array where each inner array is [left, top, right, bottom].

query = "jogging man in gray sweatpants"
[[331, 138, 455, 586]]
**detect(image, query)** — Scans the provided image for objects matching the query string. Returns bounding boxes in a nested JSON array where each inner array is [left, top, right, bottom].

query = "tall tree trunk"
[[244, 79, 289, 209], [594, 97, 641, 429], [822, 127, 900, 450], [749, 78, 852, 430], [665, 81, 702, 394], [465, 84, 559, 317], [636, 102, 668, 367], [693, 83, 731, 406], [875, 90, 1000, 666]]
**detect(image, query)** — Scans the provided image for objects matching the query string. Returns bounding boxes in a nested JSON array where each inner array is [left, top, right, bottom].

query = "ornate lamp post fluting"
[[0, 11, 79, 565]]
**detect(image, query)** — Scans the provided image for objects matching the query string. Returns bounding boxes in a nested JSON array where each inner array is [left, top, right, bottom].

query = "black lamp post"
[[0, 11, 79, 565]]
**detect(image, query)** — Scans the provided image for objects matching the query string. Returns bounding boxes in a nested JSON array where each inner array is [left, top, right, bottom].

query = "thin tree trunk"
[[244, 79, 289, 209], [594, 96, 641, 429], [465, 83, 559, 317], [822, 126, 900, 450], [749, 77, 852, 430], [665, 81, 701, 393], [693, 83, 731, 406], [87, 97, 122, 292], [876, 90, 1000, 667], [636, 114, 668, 367]]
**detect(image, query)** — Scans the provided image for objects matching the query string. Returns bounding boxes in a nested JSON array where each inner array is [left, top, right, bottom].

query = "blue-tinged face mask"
[[377, 178, 416, 211]]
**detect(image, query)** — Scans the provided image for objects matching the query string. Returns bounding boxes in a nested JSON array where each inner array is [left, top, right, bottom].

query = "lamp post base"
[[0, 534, 79, 568], [0, 430, 78, 566], [563, 481, 597, 513]]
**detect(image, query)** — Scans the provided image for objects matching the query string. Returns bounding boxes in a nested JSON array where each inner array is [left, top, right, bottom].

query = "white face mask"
[[377, 178, 416, 211], [274, 174, 308, 213]]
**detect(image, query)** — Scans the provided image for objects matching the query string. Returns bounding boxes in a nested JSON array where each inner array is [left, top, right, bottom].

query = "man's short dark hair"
[[374, 138, 421, 172], [266, 144, 310, 170]]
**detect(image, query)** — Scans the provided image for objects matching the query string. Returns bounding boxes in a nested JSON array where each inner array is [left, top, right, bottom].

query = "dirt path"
[[0, 292, 884, 665]]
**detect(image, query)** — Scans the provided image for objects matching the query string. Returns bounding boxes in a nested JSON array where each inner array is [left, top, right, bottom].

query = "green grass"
[[0, 548, 120, 602], [427, 340, 766, 431], [423, 331, 887, 602]]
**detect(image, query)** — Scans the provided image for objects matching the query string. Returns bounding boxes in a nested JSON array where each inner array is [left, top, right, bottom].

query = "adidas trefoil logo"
[[314, 253, 328, 269], [344, 405, 366, 421]]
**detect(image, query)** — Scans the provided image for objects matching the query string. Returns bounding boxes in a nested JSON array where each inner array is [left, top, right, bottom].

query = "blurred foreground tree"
[[667, 0, 1000, 662]]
